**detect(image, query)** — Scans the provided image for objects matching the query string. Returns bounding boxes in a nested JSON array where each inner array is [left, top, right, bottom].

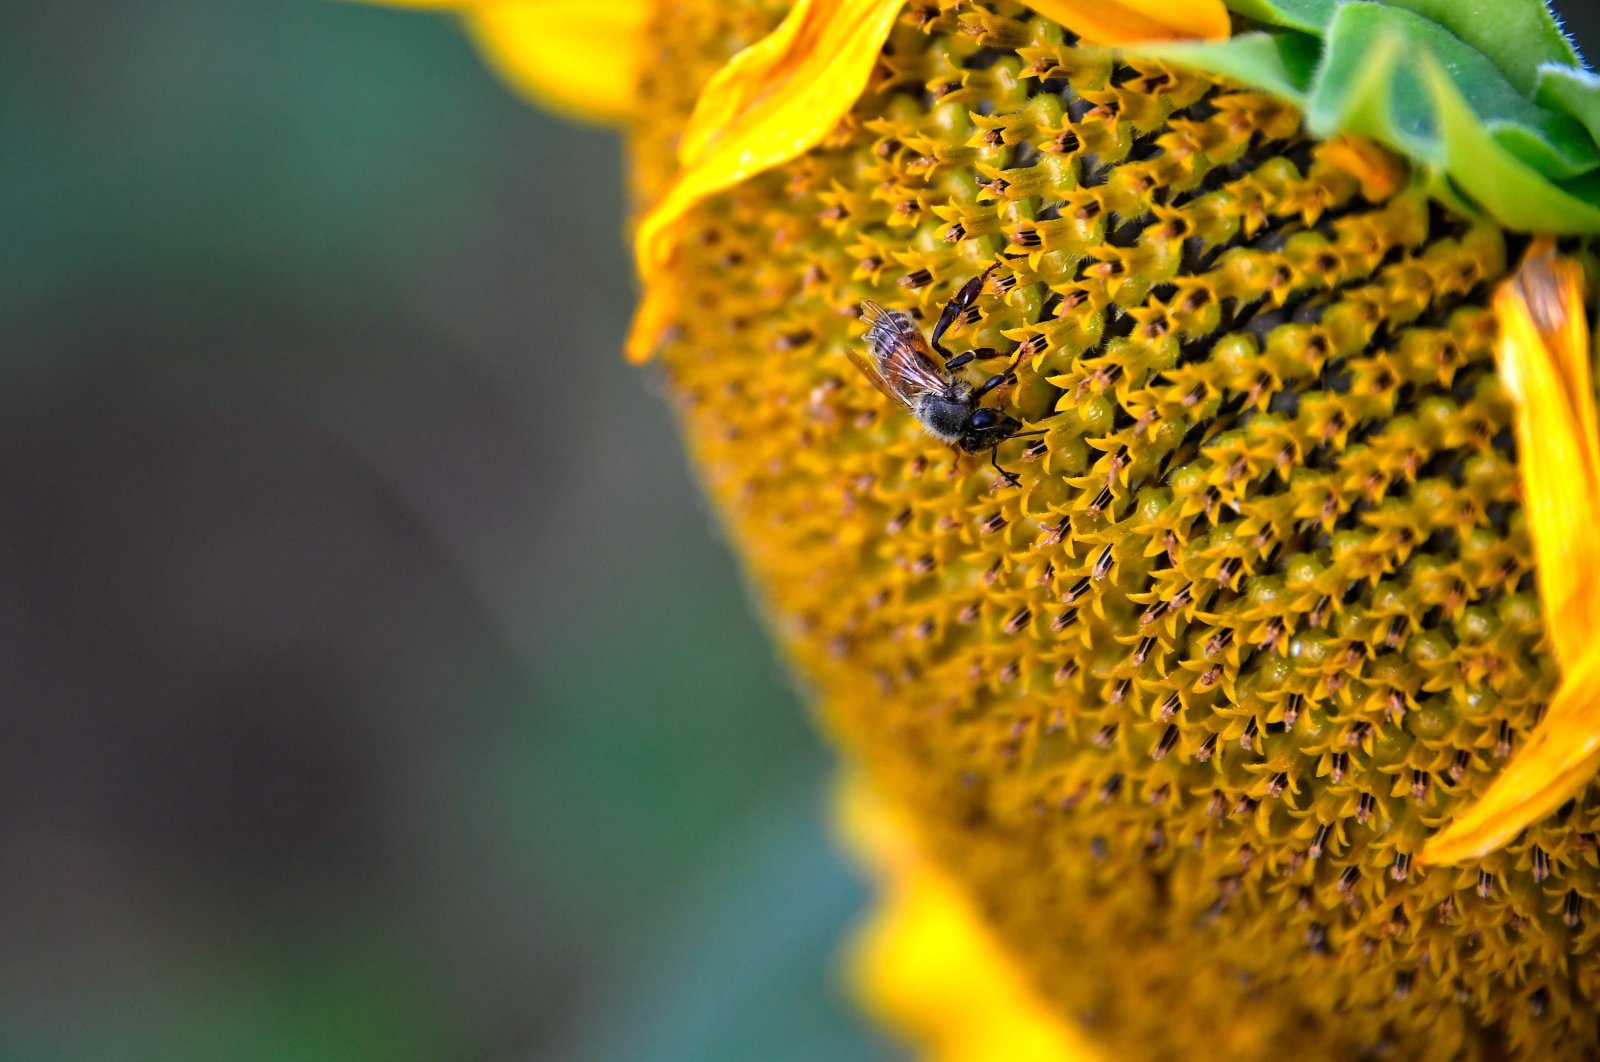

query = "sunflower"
[[359, 1, 1600, 1056]]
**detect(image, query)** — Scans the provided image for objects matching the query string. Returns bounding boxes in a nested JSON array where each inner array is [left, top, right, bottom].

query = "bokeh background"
[[2, 3, 1597, 1061], [0, 3, 882, 1059]]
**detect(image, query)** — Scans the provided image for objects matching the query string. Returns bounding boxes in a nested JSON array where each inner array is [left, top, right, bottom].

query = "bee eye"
[[969, 408, 1002, 430]]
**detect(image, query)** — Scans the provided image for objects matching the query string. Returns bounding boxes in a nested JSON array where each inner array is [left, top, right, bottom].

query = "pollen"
[[634, 1, 1597, 1058]]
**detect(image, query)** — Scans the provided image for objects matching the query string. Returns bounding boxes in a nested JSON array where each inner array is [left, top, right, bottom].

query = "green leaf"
[[1308, 4, 1598, 180], [1222, 0, 1339, 35], [1125, 31, 1320, 104], [1375, 0, 1579, 96]]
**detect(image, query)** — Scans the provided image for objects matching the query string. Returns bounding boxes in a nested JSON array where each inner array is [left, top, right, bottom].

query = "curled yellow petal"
[[837, 777, 1096, 1062], [1025, 0, 1229, 44], [1421, 242, 1600, 866], [625, 0, 1230, 362], [626, 0, 906, 362], [351, 0, 646, 125], [1315, 133, 1406, 202]]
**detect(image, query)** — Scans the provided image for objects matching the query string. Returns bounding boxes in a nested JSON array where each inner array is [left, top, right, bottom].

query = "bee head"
[[961, 407, 1022, 452]]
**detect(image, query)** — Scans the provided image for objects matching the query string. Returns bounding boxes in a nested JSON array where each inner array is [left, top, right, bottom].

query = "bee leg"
[[944, 346, 997, 371], [990, 446, 1021, 487], [974, 374, 1005, 399], [972, 348, 1027, 399], [930, 263, 1001, 359]]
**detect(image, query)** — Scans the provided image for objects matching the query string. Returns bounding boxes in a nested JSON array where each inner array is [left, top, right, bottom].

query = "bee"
[[849, 265, 1044, 485]]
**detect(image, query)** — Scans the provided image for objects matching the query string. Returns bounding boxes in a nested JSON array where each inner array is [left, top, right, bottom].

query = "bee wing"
[[846, 345, 915, 412], [858, 300, 950, 399]]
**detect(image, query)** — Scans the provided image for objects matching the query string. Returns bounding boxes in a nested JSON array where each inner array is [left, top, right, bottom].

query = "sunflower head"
[[628, 1, 1600, 1056], [360, 0, 1600, 1056]]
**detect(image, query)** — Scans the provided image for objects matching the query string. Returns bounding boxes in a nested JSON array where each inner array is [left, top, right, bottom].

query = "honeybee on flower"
[[851, 265, 1046, 485]]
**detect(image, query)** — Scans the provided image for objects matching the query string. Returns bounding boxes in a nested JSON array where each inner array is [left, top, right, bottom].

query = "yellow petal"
[[465, 0, 646, 125], [1498, 247, 1600, 667], [1421, 242, 1600, 866], [837, 777, 1097, 1062], [1025, 0, 1229, 44], [625, 0, 1232, 362], [1421, 662, 1600, 865], [350, 0, 646, 125]]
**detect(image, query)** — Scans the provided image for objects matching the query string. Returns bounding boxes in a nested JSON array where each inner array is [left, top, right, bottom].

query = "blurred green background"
[[3, 2, 1597, 1061], [0, 2, 885, 1059]]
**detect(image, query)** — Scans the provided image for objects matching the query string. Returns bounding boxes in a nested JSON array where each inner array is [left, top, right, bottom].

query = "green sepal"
[[1420, 54, 1600, 232], [1539, 64, 1600, 147], [1118, 0, 1600, 235], [1218, 0, 1337, 36], [1372, 0, 1579, 95], [1308, 4, 1598, 180], [1129, 31, 1320, 103]]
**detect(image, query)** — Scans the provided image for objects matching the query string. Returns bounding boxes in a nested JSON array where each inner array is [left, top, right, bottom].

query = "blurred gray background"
[[0, 2, 881, 1059], [1, 2, 1596, 1060]]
